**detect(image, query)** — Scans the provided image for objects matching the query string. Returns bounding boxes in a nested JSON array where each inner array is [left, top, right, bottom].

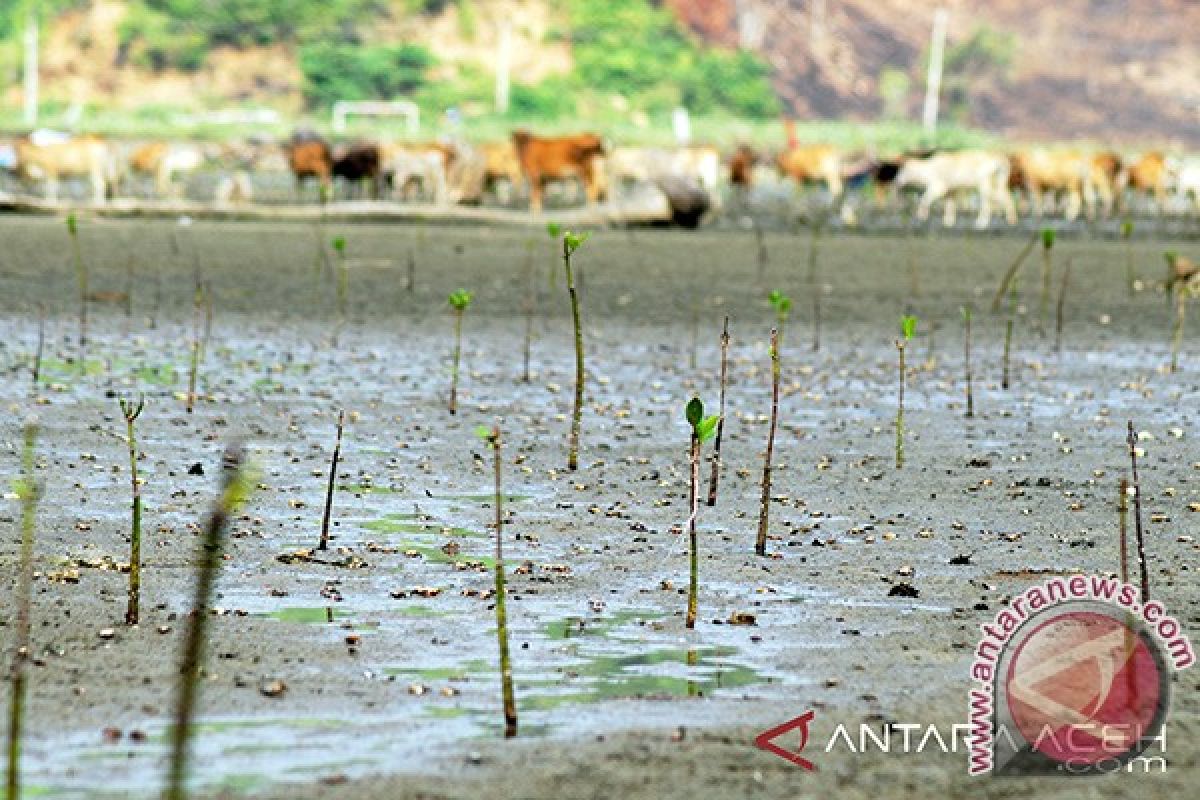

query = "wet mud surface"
[[0, 217, 1197, 797]]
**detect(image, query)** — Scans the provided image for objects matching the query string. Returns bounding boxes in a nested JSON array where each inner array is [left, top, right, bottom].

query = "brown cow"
[[729, 145, 757, 189], [333, 142, 382, 199], [511, 130, 607, 212], [1011, 149, 1093, 220], [776, 144, 844, 202], [1120, 152, 1170, 210], [284, 132, 332, 199], [14, 133, 115, 204], [1089, 151, 1122, 217]]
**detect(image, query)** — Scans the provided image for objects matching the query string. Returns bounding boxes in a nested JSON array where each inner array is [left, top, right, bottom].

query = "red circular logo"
[[1003, 605, 1168, 771]]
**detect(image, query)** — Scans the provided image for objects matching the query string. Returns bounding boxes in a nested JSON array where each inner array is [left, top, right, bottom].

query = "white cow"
[[1175, 159, 1200, 213], [895, 150, 1017, 228]]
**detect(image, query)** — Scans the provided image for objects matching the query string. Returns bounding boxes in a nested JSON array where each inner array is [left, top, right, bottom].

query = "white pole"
[[23, 10, 38, 127], [922, 8, 948, 135], [494, 20, 512, 114]]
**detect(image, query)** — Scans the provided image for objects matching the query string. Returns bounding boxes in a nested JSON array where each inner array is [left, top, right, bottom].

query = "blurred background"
[[1, 0, 1197, 148]]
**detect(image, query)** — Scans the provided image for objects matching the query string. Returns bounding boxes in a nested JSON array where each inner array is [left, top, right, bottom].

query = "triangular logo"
[[754, 710, 817, 771]]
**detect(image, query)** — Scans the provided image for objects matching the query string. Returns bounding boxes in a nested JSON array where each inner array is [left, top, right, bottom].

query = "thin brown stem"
[[7, 423, 38, 800], [1126, 421, 1150, 602], [1055, 257, 1072, 355], [318, 410, 345, 551], [755, 328, 780, 556], [706, 316, 729, 506], [687, 432, 700, 629], [564, 240, 584, 471], [487, 427, 518, 736]]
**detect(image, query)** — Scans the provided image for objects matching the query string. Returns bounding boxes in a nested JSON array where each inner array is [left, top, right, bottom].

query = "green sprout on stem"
[[447, 289, 473, 414], [895, 315, 917, 468], [684, 397, 719, 629], [562, 230, 589, 470], [332, 235, 348, 320], [66, 213, 88, 365], [474, 424, 518, 737], [118, 394, 146, 626], [1038, 227, 1056, 335], [767, 290, 792, 348]]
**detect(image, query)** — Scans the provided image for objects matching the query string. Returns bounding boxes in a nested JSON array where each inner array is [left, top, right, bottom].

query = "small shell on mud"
[[727, 612, 757, 626], [259, 679, 288, 698], [97, 628, 115, 640], [408, 683, 428, 696]]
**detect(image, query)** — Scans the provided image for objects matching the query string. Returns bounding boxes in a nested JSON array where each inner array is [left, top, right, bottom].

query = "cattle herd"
[[2, 122, 1200, 227]]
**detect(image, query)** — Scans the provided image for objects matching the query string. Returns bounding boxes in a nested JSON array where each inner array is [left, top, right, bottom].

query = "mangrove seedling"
[[30, 304, 45, 393], [447, 288, 473, 414], [67, 213, 88, 364], [521, 238, 536, 383], [895, 315, 917, 468], [1119, 478, 1130, 586], [185, 281, 206, 414], [1126, 421, 1150, 602], [1038, 227, 1056, 335], [1122, 219, 1135, 292], [755, 328, 781, 557], [991, 231, 1038, 312], [475, 425, 518, 737], [1055, 257, 1073, 355], [546, 221, 562, 289], [961, 305, 974, 418], [754, 220, 768, 281], [768, 290, 792, 350], [6, 423, 39, 800], [318, 409, 346, 551], [562, 230, 589, 470], [684, 398, 720, 628], [118, 394, 146, 625], [1001, 272, 1018, 390], [1166, 253, 1198, 372], [166, 445, 253, 800], [333, 235, 348, 322], [706, 316, 730, 507]]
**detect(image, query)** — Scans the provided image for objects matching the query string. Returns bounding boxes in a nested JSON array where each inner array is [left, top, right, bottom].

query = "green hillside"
[[1, 0, 778, 120]]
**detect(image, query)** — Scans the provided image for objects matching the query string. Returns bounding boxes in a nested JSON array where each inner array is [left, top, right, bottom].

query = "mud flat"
[[0, 218, 1196, 798]]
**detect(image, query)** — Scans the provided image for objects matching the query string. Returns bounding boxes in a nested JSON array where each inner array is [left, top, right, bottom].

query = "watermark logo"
[[969, 577, 1194, 776], [754, 710, 816, 770]]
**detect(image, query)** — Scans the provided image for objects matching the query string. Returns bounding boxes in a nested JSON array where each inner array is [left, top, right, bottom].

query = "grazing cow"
[[895, 150, 1016, 228], [775, 144, 844, 201], [333, 142, 383, 199], [382, 141, 456, 204], [14, 132, 115, 204], [476, 141, 523, 203], [729, 145, 758, 189], [1089, 151, 1123, 217], [284, 131, 333, 198], [511, 130, 607, 212], [127, 141, 207, 198], [1120, 152, 1170, 210], [1011, 149, 1094, 220]]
